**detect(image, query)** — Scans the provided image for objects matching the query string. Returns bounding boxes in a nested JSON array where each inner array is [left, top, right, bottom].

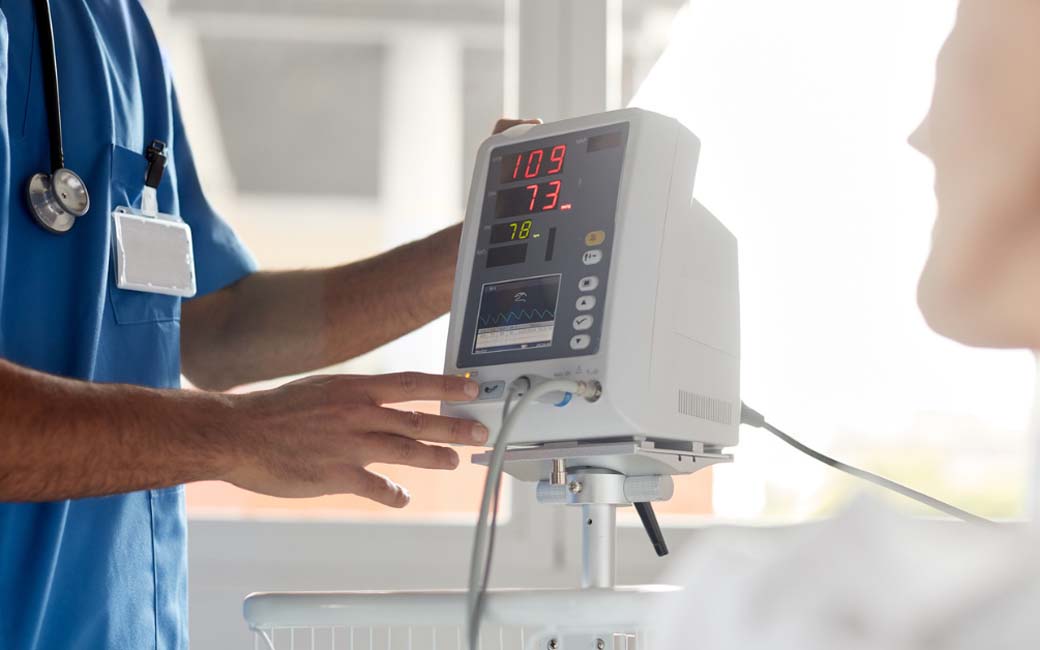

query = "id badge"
[[112, 206, 197, 298]]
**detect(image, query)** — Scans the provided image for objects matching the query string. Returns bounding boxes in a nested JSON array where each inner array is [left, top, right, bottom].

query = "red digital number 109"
[[510, 144, 566, 181]]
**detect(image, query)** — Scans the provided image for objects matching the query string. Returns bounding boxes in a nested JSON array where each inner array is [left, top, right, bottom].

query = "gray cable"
[[467, 378, 582, 649], [465, 385, 517, 649], [468, 389, 514, 646], [740, 403, 992, 525]]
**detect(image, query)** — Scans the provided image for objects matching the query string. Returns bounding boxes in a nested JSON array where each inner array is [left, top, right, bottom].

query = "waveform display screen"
[[473, 274, 561, 354]]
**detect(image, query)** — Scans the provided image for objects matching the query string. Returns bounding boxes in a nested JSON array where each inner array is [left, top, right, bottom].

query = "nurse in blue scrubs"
[[0, 2, 529, 648]]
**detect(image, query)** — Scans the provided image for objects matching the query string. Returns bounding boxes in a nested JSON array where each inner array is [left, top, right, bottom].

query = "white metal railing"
[[244, 586, 678, 650]]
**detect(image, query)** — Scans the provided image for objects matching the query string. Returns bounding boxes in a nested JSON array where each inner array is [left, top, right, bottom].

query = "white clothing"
[[653, 499, 1040, 649]]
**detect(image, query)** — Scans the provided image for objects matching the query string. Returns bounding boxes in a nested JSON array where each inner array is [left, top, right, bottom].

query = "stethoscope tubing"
[[33, 0, 64, 173]]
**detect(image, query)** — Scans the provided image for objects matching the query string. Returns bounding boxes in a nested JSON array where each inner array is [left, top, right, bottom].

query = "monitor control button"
[[478, 381, 505, 400], [582, 249, 603, 265], [576, 295, 596, 311], [585, 230, 606, 246], [578, 275, 599, 291], [570, 334, 592, 350], [573, 315, 594, 331]]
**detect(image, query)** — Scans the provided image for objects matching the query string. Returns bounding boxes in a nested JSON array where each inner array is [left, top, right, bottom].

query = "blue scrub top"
[[0, 2, 257, 648]]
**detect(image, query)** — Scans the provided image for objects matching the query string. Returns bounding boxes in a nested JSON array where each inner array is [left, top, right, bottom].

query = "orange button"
[[585, 230, 606, 246]]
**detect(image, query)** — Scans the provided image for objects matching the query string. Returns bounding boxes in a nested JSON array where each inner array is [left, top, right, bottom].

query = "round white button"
[[573, 314, 594, 331], [570, 334, 591, 350], [582, 250, 603, 265], [578, 275, 599, 291], [576, 295, 596, 311]]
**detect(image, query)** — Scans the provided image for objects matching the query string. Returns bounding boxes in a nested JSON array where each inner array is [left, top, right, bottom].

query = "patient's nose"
[[908, 117, 930, 156]]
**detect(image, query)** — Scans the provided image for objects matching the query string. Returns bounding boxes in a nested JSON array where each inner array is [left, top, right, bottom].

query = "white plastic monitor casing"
[[442, 108, 740, 449]]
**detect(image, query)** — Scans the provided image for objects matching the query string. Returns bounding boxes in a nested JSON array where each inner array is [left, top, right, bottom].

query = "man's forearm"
[[0, 359, 234, 501], [182, 224, 461, 390]]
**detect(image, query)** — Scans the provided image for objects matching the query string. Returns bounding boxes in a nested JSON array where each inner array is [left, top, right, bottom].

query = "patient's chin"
[[917, 259, 1033, 349], [918, 293, 972, 346]]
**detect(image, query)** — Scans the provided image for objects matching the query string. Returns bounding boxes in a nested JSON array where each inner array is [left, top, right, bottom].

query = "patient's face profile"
[[911, 0, 1040, 350]]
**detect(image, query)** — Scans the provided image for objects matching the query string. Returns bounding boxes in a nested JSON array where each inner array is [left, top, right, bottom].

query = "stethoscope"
[[25, 0, 91, 234]]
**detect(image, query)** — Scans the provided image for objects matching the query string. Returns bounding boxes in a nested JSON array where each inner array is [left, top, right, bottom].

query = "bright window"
[[631, 0, 1035, 521], [152, 5, 511, 521]]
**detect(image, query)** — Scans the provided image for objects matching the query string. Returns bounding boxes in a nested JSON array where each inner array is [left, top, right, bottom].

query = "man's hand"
[[492, 118, 541, 135], [0, 360, 486, 504], [222, 372, 486, 507]]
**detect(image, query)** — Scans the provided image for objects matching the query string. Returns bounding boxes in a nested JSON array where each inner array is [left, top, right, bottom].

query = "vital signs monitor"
[[443, 108, 741, 450]]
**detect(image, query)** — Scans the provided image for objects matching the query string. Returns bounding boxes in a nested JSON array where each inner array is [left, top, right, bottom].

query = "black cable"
[[740, 403, 992, 525], [32, 0, 64, 171]]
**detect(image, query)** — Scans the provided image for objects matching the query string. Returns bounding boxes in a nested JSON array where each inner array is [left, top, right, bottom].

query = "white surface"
[[245, 585, 676, 628], [245, 586, 673, 650], [1031, 357, 1040, 522]]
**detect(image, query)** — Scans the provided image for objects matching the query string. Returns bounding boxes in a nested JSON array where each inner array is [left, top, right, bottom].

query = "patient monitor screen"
[[457, 123, 629, 368], [473, 275, 562, 354]]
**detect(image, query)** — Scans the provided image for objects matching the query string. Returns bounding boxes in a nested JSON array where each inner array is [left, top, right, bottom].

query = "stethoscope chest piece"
[[26, 168, 90, 234]]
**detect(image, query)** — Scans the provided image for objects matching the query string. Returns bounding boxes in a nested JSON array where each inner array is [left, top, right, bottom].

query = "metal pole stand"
[[537, 470, 674, 589], [475, 437, 731, 589], [470, 439, 731, 648]]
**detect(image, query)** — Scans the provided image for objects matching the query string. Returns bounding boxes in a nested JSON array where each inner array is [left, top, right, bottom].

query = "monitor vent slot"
[[677, 390, 733, 425]]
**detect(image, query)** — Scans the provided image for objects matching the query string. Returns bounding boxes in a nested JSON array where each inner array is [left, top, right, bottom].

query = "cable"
[[467, 378, 585, 649], [468, 388, 514, 649], [740, 403, 992, 525], [466, 384, 518, 649]]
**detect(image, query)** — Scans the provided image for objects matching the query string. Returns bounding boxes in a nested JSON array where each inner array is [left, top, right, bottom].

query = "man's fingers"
[[493, 118, 541, 134], [345, 468, 410, 508], [359, 406, 488, 445], [358, 372, 480, 404], [361, 434, 460, 470]]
